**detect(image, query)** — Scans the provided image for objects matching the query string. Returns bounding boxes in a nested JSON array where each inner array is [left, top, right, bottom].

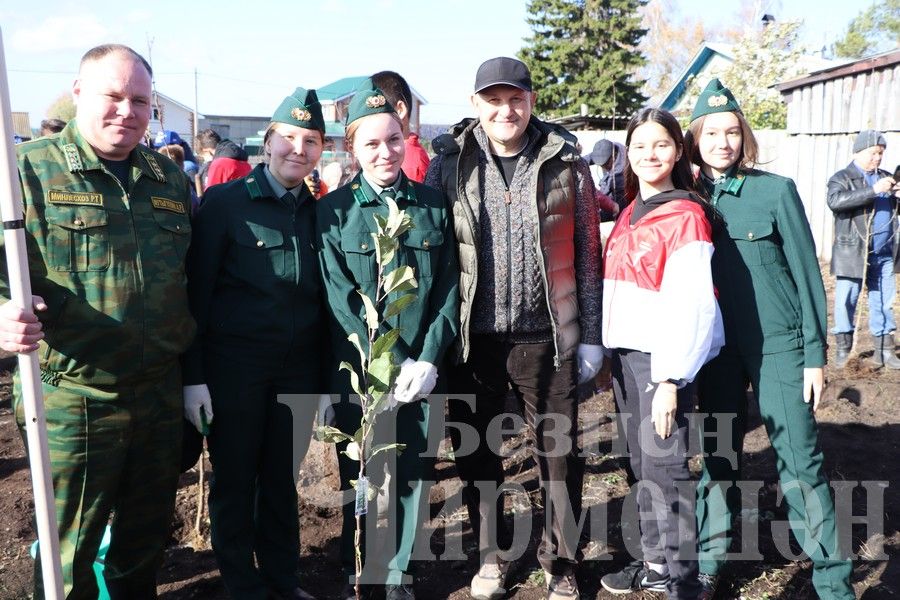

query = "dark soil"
[[1, 267, 897, 600]]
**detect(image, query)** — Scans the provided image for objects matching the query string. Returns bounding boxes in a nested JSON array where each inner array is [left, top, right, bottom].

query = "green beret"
[[691, 78, 742, 122], [271, 87, 325, 132], [346, 78, 396, 126]]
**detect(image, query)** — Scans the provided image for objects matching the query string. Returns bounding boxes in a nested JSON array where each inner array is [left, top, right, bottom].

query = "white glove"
[[184, 384, 214, 434], [393, 358, 438, 404], [577, 344, 604, 384]]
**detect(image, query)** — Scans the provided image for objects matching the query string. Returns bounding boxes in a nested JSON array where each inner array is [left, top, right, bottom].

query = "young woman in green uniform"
[[316, 80, 459, 600], [686, 79, 854, 599], [182, 88, 327, 600]]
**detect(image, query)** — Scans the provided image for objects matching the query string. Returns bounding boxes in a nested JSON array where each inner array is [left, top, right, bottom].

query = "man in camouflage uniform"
[[0, 44, 195, 599]]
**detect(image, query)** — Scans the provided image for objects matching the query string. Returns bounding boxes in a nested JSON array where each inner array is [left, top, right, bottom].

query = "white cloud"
[[10, 15, 108, 53]]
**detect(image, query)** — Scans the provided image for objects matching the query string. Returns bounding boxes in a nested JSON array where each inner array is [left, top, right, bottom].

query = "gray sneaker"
[[470, 559, 511, 599], [546, 572, 579, 600]]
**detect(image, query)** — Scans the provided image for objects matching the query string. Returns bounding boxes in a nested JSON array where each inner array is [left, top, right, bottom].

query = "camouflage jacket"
[[0, 120, 196, 399]]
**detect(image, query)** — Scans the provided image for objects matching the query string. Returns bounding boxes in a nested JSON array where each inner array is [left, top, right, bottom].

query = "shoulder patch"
[[151, 197, 186, 214], [62, 144, 84, 172], [141, 152, 168, 183], [48, 190, 103, 206]]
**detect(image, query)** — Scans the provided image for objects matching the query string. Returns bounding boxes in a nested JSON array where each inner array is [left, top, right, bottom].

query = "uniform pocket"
[[726, 219, 780, 266], [45, 206, 109, 272], [401, 229, 443, 279], [151, 209, 191, 261], [235, 222, 287, 279], [339, 231, 377, 283]]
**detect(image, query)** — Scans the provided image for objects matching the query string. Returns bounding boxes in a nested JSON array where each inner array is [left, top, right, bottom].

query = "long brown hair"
[[623, 108, 698, 200], [684, 111, 759, 173]]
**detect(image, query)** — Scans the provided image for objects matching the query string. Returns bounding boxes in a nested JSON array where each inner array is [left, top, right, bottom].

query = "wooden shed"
[[774, 49, 900, 259]]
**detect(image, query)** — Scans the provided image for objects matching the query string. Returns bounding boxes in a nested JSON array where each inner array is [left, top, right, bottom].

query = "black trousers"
[[612, 349, 700, 600], [448, 335, 584, 576]]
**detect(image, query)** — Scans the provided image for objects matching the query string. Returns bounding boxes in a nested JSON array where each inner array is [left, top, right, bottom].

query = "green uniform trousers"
[[334, 397, 433, 586], [205, 347, 319, 600], [16, 368, 182, 600], [696, 349, 854, 599]]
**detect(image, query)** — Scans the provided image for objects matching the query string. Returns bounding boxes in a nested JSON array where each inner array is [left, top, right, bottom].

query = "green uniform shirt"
[[316, 173, 459, 371], [703, 168, 827, 367], [182, 163, 326, 384], [1, 120, 196, 399]]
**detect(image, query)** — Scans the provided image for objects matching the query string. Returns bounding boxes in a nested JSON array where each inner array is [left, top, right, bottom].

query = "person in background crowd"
[[195, 127, 221, 192], [39, 118, 66, 137], [316, 79, 459, 600], [183, 87, 328, 600], [599, 107, 722, 600], [585, 139, 627, 220], [687, 78, 855, 600], [0, 43, 194, 600], [826, 129, 900, 369], [372, 70, 430, 183], [206, 137, 253, 190], [427, 56, 601, 600]]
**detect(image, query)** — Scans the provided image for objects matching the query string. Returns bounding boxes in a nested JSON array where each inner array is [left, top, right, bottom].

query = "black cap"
[[474, 57, 532, 93]]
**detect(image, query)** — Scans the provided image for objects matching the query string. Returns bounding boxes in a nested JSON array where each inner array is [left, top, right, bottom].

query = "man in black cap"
[[584, 139, 627, 221], [826, 129, 900, 369], [426, 56, 601, 600]]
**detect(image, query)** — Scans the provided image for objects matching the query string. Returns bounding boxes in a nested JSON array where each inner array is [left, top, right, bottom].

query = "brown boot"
[[882, 333, 900, 369]]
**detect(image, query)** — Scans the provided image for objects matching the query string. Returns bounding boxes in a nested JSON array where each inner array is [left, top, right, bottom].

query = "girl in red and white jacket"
[[599, 108, 724, 600]]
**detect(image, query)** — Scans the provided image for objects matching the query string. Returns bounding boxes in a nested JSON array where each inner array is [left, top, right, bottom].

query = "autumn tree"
[[638, 0, 706, 103], [683, 20, 803, 129], [834, 0, 900, 58], [45, 92, 75, 122], [519, 0, 648, 119]]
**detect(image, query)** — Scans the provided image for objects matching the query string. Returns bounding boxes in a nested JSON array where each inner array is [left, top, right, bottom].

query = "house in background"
[[150, 91, 200, 148], [770, 48, 900, 259], [11, 112, 31, 140], [197, 114, 270, 157], [657, 41, 841, 119], [316, 76, 427, 153]]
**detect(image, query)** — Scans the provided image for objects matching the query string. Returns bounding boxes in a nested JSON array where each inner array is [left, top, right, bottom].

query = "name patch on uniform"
[[47, 190, 103, 206], [151, 197, 186, 214]]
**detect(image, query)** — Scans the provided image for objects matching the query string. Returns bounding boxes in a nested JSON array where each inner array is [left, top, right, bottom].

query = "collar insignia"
[[62, 144, 84, 172]]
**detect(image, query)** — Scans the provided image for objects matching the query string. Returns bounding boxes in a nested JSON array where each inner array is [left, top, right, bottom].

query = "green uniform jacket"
[[316, 173, 459, 377], [182, 163, 326, 384], [0, 121, 195, 399], [704, 168, 827, 367]]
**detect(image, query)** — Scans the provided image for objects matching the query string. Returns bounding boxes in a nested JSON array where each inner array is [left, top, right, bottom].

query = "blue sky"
[[1, 0, 872, 128]]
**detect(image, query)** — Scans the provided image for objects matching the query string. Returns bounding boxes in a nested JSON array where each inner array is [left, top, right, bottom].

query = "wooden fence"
[[575, 129, 900, 260]]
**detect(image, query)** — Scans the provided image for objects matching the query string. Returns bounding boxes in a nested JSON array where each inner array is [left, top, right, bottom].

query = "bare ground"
[[1, 268, 897, 600]]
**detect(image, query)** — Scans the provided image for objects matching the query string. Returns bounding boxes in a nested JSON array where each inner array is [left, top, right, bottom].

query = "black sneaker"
[[385, 583, 415, 600], [697, 573, 719, 599], [600, 561, 669, 594]]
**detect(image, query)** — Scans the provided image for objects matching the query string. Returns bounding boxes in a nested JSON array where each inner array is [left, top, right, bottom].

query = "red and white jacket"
[[602, 197, 724, 384]]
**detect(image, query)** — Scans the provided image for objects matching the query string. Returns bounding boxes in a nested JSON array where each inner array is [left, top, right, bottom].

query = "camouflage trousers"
[[15, 366, 182, 600]]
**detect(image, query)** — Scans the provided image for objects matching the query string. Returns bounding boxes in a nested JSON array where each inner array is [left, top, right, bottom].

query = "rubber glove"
[[184, 384, 214, 435], [577, 344, 604, 384], [393, 358, 438, 404]]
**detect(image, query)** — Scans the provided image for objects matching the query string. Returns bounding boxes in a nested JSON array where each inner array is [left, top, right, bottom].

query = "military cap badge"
[[708, 94, 728, 108], [365, 94, 387, 109], [291, 107, 313, 121]]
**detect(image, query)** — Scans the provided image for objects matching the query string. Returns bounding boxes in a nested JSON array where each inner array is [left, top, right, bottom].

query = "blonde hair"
[[344, 112, 403, 159]]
